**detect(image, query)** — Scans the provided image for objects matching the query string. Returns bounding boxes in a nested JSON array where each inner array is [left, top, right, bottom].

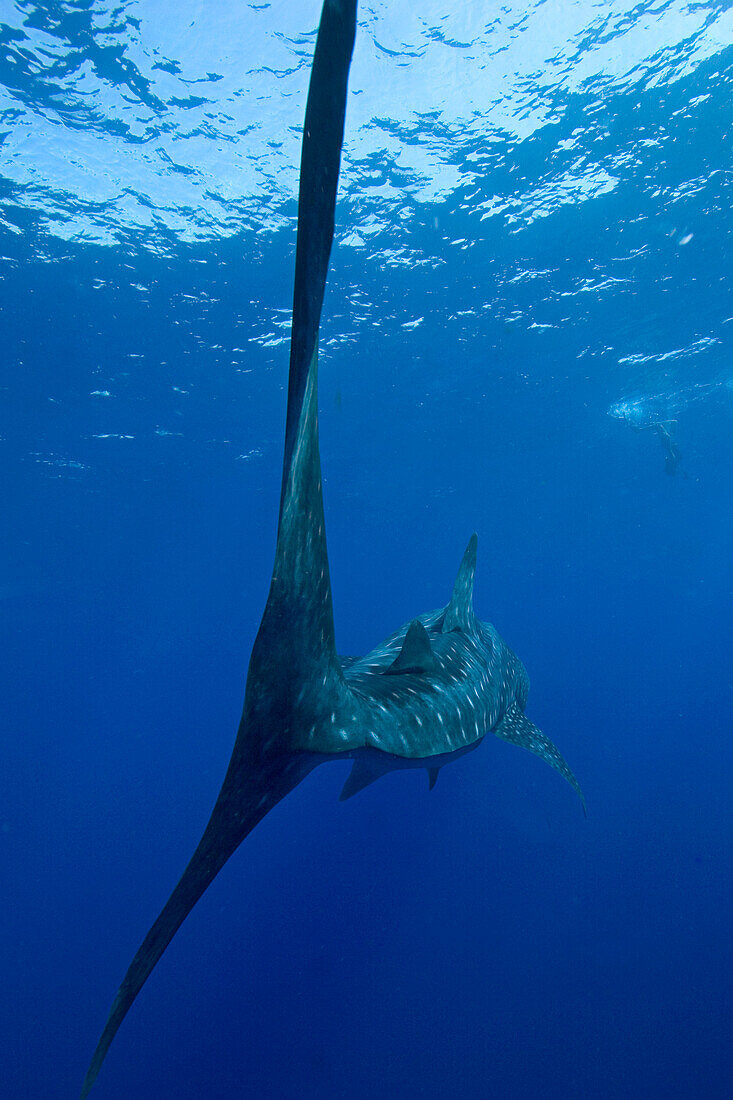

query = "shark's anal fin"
[[442, 533, 478, 633], [340, 757, 391, 801], [428, 767, 440, 790], [494, 704, 586, 814], [384, 619, 435, 676]]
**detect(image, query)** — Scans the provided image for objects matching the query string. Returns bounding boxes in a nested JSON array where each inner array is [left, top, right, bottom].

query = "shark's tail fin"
[[283, 0, 356, 477], [257, 0, 356, 687], [80, 757, 309, 1099]]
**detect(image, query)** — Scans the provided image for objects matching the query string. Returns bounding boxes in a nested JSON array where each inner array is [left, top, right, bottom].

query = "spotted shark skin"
[[81, 1, 584, 1094]]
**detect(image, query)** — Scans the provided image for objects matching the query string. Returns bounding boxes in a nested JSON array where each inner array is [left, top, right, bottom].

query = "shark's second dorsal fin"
[[384, 619, 435, 676], [442, 533, 478, 634]]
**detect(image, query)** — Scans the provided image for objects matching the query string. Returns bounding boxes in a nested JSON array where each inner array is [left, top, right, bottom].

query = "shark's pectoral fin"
[[384, 619, 435, 676], [428, 767, 440, 790], [494, 704, 586, 814], [339, 756, 392, 801], [442, 534, 478, 633]]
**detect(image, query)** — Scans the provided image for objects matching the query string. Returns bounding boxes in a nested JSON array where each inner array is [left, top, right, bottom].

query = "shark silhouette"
[[82, 1, 584, 1095]]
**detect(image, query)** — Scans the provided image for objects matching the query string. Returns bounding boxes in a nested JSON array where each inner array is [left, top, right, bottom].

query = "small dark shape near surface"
[[653, 422, 682, 475]]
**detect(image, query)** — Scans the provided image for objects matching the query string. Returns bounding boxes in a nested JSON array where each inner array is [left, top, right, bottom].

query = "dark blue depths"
[[2, 22, 733, 1100]]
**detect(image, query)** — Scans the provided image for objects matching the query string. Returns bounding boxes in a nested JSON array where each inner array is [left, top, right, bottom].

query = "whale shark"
[[81, 1, 584, 1094]]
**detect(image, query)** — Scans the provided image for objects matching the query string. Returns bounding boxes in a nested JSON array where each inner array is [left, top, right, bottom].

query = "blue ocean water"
[[2, 2, 732, 1097]]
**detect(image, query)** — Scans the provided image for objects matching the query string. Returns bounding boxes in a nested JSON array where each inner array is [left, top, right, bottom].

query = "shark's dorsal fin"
[[385, 619, 435, 676], [339, 757, 391, 801], [428, 767, 440, 790], [442, 533, 478, 634]]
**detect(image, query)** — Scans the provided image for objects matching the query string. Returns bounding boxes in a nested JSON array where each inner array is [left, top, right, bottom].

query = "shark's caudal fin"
[[81, 5, 358, 1096], [80, 759, 310, 1099], [253, 0, 358, 689], [494, 703, 587, 814]]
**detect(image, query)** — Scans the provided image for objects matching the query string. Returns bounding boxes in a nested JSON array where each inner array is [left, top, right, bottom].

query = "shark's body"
[[82, 2, 584, 1095]]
